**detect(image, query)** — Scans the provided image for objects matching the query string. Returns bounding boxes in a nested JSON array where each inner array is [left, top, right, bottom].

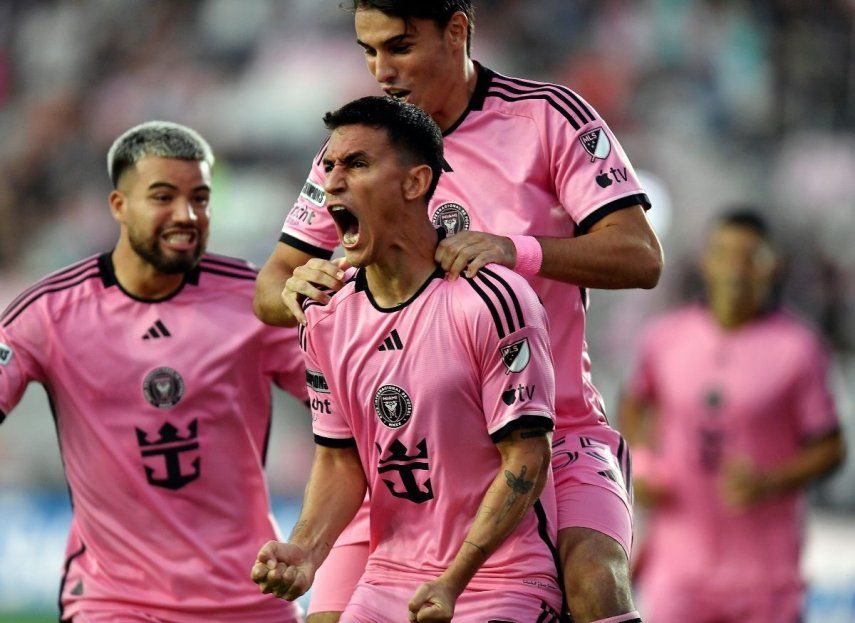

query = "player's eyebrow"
[[322, 150, 371, 168], [357, 32, 410, 50], [146, 182, 211, 192]]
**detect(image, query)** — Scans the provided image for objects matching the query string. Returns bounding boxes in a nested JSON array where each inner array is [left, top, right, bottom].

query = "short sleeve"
[[280, 142, 340, 256], [791, 333, 839, 444], [262, 325, 308, 402], [543, 96, 650, 233], [0, 304, 48, 420], [302, 326, 354, 447], [463, 267, 555, 442]]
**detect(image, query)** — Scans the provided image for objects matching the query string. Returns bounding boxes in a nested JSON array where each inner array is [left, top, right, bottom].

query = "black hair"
[[323, 95, 444, 201], [715, 207, 772, 242], [348, 0, 474, 56]]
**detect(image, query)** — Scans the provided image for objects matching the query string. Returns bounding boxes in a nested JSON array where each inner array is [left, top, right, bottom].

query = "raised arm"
[[251, 443, 366, 600], [407, 426, 552, 622]]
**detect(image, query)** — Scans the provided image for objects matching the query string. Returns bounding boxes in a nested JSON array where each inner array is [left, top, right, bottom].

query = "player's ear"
[[402, 164, 432, 202], [445, 11, 468, 52], [109, 189, 127, 223]]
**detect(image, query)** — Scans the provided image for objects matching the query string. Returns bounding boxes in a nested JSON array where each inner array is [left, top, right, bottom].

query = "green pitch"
[[0, 615, 56, 623]]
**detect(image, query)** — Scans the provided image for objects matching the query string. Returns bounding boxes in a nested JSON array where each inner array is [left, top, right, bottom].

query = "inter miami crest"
[[431, 202, 470, 236], [143, 367, 185, 409], [579, 127, 611, 162], [500, 338, 530, 374], [373, 384, 413, 429]]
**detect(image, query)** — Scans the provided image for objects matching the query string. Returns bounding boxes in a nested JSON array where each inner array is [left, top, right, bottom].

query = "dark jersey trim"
[[473, 273, 517, 334], [0, 409, 6, 425], [479, 268, 525, 330], [355, 267, 445, 314], [1, 257, 99, 321], [802, 424, 842, 447], [443, 63, 494, 136], [199, 255, 258, 274], [533, 499, 569, 623], [486, 91, 581, 130], [314, 138, 331, 167], [97, 253, 198, 303], [261, 405, 273, 468], [490, 80, 592, 128], [493, 74, 595, 122], [464, 276, 506, 339], [490, 415, 554, 443], [1, 270, 102, 328], [577, 193, 652, 235], [314, 434, 357, 448], [58, 542, 87, 622], [279, 233, 334, 260], [199, 267, 256, 282]]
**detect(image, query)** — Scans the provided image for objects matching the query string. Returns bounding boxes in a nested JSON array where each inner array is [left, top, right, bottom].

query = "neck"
[[708, 300, 758, 331], [364, 218, 440, 308], [433, 58, 479, 132], [111, 241, 186, 300]]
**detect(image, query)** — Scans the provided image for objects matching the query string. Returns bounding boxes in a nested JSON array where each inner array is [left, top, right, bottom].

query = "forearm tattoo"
[[497, 465, 535, 523]]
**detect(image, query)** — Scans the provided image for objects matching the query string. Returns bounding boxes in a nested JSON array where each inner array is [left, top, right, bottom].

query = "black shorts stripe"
[[2, 271, 102, 329], [494, 74, 594, 122], [463, 276, 506, 338], [490, 79, 592, 127], [1, 259, 99, 322], [480, 268, 525, 330], [199, 267, 256, 281], [533, 500, 568, 620], [490, 415, 554, 443], [486, 91, 581, 130], [58, 542, 86, 622], [279, 233, 334, 260], [474, 273, 516, 334], [199, 255, 258, 274], [314, 435, 356, 448]]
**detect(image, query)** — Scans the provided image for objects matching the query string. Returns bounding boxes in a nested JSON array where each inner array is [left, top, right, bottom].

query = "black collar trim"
[[443, 62, 493, 137], [98, 252, 200, 303]]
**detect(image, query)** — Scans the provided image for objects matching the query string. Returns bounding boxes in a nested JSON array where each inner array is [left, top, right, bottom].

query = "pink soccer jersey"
[[302, 264, 563, 609], [627, 305, 839, 594], [0, 253, 305, 622], [283, 64, 650, 439]]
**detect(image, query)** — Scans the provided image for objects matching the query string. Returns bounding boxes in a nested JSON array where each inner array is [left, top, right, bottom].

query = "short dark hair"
[[715, 207, 772, 242], [349, 0, 475, 56], [323, 96, 444, 202]]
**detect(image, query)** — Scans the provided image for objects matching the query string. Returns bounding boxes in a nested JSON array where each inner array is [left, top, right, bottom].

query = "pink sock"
[[591, 612, 642, 623]]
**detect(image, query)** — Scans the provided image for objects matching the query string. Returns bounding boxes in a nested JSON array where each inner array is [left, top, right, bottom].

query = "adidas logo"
[[142, 320, 172, 340], [377, 329, 403, 351]]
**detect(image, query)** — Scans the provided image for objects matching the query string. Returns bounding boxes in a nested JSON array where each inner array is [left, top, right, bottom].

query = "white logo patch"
[[0, 343, 12, 366], [579, 127, 611, 162], [500, 338, 530, 374], [300, 179, 326, 207]]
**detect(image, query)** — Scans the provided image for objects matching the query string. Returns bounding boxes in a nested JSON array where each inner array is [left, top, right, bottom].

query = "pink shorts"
[[73, 611, 164, 623], [551, 426, 634, 557], [341, 580, 563, 623], [640, 579, 803, 623], [308, 542, 370, 615]]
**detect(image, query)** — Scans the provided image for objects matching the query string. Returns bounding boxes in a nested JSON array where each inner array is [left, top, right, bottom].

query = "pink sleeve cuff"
[[508, 235, 542, 276]]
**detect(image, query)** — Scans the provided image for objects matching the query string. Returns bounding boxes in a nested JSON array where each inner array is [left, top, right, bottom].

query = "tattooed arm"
[[408, 426, 552, 621]]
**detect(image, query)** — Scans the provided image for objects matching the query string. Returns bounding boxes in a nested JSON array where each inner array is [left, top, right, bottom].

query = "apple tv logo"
[[595, 171, 612, 188], [595, 167, 629, 188]]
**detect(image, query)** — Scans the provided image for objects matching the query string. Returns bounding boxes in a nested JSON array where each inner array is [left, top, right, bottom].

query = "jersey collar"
[[443, 61, 493, 137], [98, 252, 201, 303]]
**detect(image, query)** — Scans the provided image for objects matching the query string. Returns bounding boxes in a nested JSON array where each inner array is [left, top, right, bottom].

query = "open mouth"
[[329, 205, 360, 248], [161, 229, 198, 251], [383, 87, 411, 101]]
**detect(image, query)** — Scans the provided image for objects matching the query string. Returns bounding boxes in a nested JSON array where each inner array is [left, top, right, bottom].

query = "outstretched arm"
[[408, 426, 551, 622], [435, 206, 662, 289], [251, 444, 365, 600]]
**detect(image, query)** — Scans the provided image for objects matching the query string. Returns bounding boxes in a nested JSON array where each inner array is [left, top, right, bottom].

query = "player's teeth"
[[166, 233, 192, 243], [343, 231, 359, 245]]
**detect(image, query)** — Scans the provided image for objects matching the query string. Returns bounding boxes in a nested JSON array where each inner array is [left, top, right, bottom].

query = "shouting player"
[[0, 122, 305, 623], [254, 2, 660, 622], [252, 96, 563, 623]]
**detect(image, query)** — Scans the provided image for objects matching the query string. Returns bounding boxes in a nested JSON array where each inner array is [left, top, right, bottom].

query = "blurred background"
[[0, 0, 853, 620]]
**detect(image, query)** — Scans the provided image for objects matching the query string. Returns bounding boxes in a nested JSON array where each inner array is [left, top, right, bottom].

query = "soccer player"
[[252, 96, 563, 623], [0, 122, 306, 623], [620, 210, 845, 623], [253, 2, 659, 622]]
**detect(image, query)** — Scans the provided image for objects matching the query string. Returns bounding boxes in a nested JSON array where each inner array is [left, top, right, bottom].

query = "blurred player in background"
[[254, 2, 661, 622], [620, 209, 845, 623], [0, 122, 306, 623], [253, 95, 562, 623]]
